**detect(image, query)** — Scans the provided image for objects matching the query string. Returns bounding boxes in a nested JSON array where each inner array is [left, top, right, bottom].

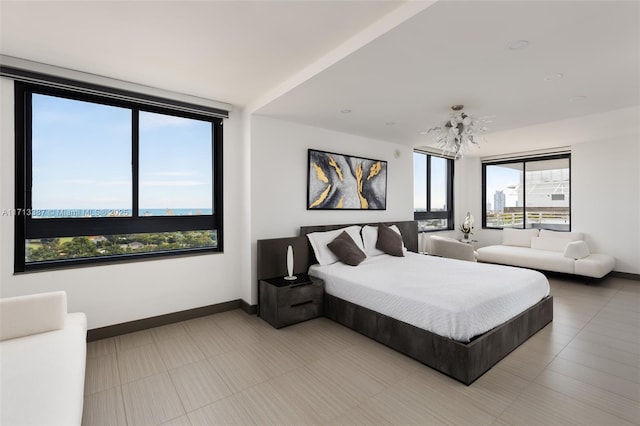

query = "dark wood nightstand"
[[258, 274, 324, 329]]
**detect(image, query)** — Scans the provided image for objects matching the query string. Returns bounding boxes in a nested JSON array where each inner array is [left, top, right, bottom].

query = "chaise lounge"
[[476, 228, 616, 278]]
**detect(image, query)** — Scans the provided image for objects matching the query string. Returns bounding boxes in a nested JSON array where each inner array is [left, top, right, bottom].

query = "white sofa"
[[476, 228, 616, 278], [0, 291, 87, 426]]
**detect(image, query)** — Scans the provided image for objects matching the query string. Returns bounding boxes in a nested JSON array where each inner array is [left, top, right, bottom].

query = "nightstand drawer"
[[276, 281, 323, 307], [259, 276, 324, 329], [277, 300, 323, 328]]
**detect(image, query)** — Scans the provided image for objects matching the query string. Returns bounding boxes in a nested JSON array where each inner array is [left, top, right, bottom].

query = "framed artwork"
[[307, 149, 387, 210]]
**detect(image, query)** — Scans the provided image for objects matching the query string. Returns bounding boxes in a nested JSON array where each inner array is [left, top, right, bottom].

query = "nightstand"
[[258, 274, 324, 329]]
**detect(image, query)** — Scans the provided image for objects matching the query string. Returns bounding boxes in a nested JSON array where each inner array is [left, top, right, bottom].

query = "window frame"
[[481, 153, 571, 230], [14, 81, 224, 272], [413, 150, 454, 232]]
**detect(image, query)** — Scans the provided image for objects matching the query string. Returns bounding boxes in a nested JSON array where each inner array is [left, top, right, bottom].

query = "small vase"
[[463, 233, 469, 241]]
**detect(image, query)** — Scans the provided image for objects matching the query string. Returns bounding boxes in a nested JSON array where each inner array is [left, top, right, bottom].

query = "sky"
[[31, 94, 212, 214], [413, 153, 447, 211]]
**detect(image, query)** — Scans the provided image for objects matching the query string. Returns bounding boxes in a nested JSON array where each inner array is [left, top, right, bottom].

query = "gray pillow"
[[375, 223, 404, 257], [327, 231, 366, 266]]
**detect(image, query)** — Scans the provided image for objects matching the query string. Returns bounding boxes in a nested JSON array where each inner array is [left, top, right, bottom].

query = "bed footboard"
[[324, 293, 553, 385]]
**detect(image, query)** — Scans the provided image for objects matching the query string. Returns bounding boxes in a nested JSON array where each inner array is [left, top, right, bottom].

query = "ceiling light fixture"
[[507, 40, 529, 50], [427, 105, 491, 159], [340, 109, 352, 114]]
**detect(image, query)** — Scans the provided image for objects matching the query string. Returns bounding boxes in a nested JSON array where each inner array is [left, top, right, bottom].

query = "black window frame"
[[413, 151, 454, 232], [14, 81, 224, 272], [482, 153, 571, 230]]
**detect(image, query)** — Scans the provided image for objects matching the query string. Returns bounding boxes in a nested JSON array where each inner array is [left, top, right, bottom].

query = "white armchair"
[[429, 235, 477, 262]]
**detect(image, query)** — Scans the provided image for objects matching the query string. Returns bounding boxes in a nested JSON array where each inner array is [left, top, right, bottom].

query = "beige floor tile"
[[565, 334, 640, 368], [155, 334, 206, 369], [339, 341, 418, 386], [115, 329, 155, 352], [188, 325, 240, 357], [499, 382, 636, 426], [583, 321, 640, 344], [181, 315, 219, 336], [357, 385, 448, 425], [304, 350, 388, 403], [210, 309, 251, 327], [81, 276, 640, 426], [492, 340, 556, 382], [152, 322, 188, 342], [117, 342, 167, 384], [546, 357, 640, 402], [241, 339, 305, 377], [323, 405, 391, 426], [208, 348, 273, 393], [235, 380, 324, 425], [122, 372, 185, 426], [87, 337, 116, 358], [535, 369, 640, 424], [436, 364, 530, 418], [558, 344, 640, 382], [85, 351, 120, 395], [169, 358, 232, 412], [159, 414, 192, 426], [82, 386, 127, 426], [575, 329, 640, 355], [392, 369, 497, 425], [188, 395, 256, 426], [267, 367, 359, 423]]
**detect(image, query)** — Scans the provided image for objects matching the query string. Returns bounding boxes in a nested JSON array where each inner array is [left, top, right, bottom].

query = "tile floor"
[[83, 275, 640, 425]]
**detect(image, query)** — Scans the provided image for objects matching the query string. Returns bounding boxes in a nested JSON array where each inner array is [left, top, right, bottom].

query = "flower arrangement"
[[459, 212, 474, 239]]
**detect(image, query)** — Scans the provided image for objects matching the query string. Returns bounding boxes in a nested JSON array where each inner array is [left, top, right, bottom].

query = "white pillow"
[[539, 229, 584, 241], [362, 224, 406, 257], [502, 228, 539, 247], [306, 226, 364, 265], [564, 240, 591, 259], [530, 236, 568, 252]]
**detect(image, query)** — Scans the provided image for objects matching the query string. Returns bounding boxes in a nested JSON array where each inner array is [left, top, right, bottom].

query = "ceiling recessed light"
[[507, 40, 529, 50], [340, 109, 352, 114], [544, 73, 563, 82], [569, 95, 588, 102]]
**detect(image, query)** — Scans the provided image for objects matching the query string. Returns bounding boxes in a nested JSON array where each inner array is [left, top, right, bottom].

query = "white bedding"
[[309, 252, 550, 342]]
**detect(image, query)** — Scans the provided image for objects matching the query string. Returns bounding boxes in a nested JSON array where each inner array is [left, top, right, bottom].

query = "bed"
[[257, 220, 553, 385]]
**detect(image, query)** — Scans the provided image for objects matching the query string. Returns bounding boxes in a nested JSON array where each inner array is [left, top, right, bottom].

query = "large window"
[[413, 151, 454, 231], [483, 154, 570, 230], [14, 82, 223, 271]]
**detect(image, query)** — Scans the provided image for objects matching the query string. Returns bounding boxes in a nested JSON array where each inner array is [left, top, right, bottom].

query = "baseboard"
[[240, 299, 258, 315], [87, 299, 242, 342], [611, 271, 640, 281]]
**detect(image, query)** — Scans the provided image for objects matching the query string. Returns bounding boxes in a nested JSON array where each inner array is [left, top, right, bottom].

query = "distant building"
[[494, 190, 506, 212]]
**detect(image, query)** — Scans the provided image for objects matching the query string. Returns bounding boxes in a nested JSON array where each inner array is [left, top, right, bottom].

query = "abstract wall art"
[[307, 149, 387, 210]]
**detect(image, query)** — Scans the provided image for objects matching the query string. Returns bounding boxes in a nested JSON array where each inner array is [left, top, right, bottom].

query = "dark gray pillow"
[[327, 231, 366, 266], [375, 223, 404, 257]]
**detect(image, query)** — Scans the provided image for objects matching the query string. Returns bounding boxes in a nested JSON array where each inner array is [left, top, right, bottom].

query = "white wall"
[[249, 115, 413, 303], [571, 135, 640, 274], [0, 77, 247, 329]]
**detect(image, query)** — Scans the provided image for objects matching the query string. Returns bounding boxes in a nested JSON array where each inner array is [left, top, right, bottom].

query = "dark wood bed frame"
[[257, 220, 553, 385]]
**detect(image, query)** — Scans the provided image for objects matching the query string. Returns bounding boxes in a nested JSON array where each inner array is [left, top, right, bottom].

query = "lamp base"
[[283, 275, 298, 281]]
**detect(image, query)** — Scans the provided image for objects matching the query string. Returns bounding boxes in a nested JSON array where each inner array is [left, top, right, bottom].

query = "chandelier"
[[427, 105, 490, 159]]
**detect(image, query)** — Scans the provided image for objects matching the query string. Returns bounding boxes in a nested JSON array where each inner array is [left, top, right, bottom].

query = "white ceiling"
[[1, 0, 638, 157], [0, 0, 403, 106]]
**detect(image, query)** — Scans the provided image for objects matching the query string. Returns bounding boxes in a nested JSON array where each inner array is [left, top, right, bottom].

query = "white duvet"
[[309, 252, 549, 342]]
